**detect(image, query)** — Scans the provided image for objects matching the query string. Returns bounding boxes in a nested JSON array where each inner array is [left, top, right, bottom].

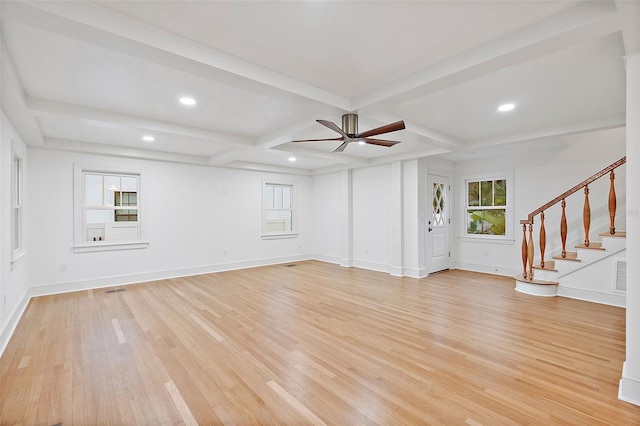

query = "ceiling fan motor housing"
[[342, 113, 358, 137]]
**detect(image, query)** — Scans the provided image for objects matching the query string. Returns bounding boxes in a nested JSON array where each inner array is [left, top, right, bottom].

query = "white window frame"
[[73, 165, 149, 252], [261, 181, 298, 240], [11, 149, 25, 268], [460, 171, 514, 243]]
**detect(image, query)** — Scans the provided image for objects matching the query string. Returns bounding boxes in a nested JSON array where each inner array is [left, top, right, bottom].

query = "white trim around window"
[[460, 170, 514, 242], [10, 147, 26, 269], [261, 181, 298, 240], [73, 165, 149, 253]]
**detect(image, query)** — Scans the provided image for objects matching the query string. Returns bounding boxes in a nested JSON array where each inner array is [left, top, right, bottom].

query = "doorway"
[[426, 174, 451, 274]]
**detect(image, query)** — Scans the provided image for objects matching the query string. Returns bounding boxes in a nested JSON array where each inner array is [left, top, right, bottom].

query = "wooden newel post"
[[539, 211, 546, 268], [560, 199, 567, 258], [609, 170, 617, 234], [521, 223, 528, 279], [527, 224, 534, 280], [583, 185, 591, 247]]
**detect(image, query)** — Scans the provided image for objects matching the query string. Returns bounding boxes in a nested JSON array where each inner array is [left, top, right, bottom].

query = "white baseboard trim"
[[351, 260, 389, 274], [619, 362, 640, 406], [28, 254, 313, 298], [312, 254, 341, 265], [403, 267, 429, 279], [453, 262, 516, 277], [0, 288, 30, 357], [557, 286, 626, 307]]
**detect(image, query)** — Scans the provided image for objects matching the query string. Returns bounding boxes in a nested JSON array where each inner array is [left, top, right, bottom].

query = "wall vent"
[[614, 260, 626, 293], [105, 288, 126, 294]]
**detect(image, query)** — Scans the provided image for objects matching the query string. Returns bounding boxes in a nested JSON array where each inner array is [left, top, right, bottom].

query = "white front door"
[[426, 174, 450, 274]]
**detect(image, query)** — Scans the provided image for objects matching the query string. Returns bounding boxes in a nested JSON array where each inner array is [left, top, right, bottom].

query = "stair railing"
[[520, 157, 626, 281]]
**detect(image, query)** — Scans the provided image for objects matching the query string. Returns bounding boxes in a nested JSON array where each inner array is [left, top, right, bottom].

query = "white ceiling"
[[1, 1, 638, 175]]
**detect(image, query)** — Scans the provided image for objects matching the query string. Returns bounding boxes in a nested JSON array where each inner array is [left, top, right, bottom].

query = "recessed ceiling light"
[[288, 157, 296, 162], [358, 140, 366, 145], [179, 97, 196, 106], [498, 103, 515, 112], [142, 135, 155, 142]]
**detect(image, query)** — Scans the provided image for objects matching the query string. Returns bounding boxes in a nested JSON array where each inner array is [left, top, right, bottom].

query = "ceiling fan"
[[292, 114, 405, 152]]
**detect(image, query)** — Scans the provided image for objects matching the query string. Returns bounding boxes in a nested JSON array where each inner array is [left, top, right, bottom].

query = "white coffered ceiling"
[[1, 1, 638, 174]]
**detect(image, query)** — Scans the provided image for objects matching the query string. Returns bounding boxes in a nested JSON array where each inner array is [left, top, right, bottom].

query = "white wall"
[[0, 110, 30, 354], [352, 163, 391, 272], [453, 127, 627, 276], [26, 148, 312, 295], [310, 172, 342, 264]]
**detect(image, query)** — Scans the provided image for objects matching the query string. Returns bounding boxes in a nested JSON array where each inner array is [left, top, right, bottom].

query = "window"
[[262, 182, 296, 238], [74, 166, 147, 252], [465, 177, 509, 237], [11, 152, 24, 263]]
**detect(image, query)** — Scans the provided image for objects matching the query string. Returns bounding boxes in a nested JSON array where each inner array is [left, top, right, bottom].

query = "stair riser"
[[515, 280, 558, 297], [533, 269, 559, 281], [601, 237, 626, 251]]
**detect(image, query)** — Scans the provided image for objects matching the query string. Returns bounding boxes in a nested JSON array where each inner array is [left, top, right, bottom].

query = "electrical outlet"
[[3, 292, 7, 305], [60, 264, 68, 271], [223, 249, 228, 255]]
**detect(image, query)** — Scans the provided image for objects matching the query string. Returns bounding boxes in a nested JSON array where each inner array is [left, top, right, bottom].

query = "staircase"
[[515, 157, 626, 303]]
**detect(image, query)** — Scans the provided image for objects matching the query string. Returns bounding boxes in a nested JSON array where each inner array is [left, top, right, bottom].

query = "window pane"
[[468, 182, 479, 206], [467, 209, 506, 235], [85, 174, 103, 207], [12, 156, 21, 205], [274, 186, 283, 209], [86, 209, 114, 224], [266, 185, 274, 209], [12, 207, 19, 251], [432, 183, 446, 226], [115, 209, 138, 222], [265, 210, 292, 232], [282, 186, 292, 209], [494, 179, 507, 206], [121, 176, 138, 192], [480, 180, 493, 206], [104, 176, 120, 206]]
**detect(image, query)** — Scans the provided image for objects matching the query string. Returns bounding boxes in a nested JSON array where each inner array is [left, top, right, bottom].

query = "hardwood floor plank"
[[1, 261, 639, 424]]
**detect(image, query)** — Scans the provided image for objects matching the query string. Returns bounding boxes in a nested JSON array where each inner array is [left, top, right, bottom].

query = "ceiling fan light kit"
[[293, 113, 405, 153]]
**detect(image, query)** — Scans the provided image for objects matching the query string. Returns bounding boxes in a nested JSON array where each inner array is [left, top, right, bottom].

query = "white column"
[[402, 160, 420, 277], [389, 161, 404, 276], [339, 169, 353, 267], [619, 51, 640, 406]]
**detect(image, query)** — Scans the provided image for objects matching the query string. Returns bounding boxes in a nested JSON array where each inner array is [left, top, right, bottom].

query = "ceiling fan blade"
[[292, 137, 344, 143], [333, 141, 350, 153], [317, 119, 349, 138], [356, 120, 405, 138], [361, 138, 401, 147]]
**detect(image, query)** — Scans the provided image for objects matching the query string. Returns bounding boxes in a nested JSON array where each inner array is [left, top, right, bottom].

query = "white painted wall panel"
[[26, 148, 312, 291]]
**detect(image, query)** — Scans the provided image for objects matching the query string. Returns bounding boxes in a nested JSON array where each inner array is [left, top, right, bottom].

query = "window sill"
[[459, 236, 515, 245], [10, 249, 26, 270], [72, 241, 150, 253], [261, 232, 298, 240]]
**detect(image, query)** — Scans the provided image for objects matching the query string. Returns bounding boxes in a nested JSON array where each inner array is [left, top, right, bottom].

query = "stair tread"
[[599, 231, 626, 238], [533, 261, 557, 271], [575, 242, 605, 250], [514, 274, 558, 285], [553, 252, 581, 261]]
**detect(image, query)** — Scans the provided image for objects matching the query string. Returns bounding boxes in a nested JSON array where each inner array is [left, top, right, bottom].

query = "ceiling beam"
[[8, 1, 351, 110], [43, 137, 210, 165], [0, 43, 44, 146], [25, 97, 254, 147], [468, 112, 626, 149], [353, 1, 621, 112]]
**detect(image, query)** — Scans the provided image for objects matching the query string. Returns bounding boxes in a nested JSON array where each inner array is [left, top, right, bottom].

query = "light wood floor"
[[2, 261, 639, 425]]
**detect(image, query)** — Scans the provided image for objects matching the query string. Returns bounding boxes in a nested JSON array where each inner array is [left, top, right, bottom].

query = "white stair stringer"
[[515, 232, 626, 305]]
